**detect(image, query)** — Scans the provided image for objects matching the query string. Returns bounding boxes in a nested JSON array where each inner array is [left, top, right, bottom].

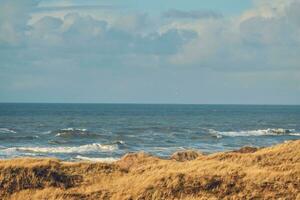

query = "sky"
[[0, 0, 300, 104]]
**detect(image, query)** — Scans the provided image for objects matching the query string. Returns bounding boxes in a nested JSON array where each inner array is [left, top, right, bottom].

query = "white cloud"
[[169, 0, 300, 70], [1, 0, 300, 103], [0, 0, 37, 45], [1, 0, 300, 71]]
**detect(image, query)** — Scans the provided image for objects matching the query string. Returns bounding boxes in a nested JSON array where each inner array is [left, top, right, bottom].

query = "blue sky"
[[39, 0, 252, 14], [0, 0, 300, 104]]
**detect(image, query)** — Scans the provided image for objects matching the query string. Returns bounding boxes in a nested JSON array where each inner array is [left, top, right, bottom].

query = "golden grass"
[[0, 140, 299, 200]]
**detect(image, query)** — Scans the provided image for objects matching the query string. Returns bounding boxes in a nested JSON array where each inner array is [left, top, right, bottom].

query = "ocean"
[[0, 103, 299, 162]]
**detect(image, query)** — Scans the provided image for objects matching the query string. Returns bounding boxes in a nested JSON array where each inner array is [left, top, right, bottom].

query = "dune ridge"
[[0, 140, 299, 200]]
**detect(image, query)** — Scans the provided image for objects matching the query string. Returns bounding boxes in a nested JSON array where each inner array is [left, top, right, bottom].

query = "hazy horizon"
[[1, 102, 300, 106]]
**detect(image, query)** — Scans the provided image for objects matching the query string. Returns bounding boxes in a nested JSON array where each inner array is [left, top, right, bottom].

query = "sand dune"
[[0, 140, 299, 200]]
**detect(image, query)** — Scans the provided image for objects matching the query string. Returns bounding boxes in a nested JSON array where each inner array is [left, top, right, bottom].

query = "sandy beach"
[[0, 140, 299, 200]]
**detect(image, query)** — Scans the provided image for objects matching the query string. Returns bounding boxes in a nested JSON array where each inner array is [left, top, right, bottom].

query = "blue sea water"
[[0, 103, 299, 161]]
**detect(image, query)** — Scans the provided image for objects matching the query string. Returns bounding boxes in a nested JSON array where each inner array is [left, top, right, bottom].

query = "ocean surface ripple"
[[0, 103, 299, 161]]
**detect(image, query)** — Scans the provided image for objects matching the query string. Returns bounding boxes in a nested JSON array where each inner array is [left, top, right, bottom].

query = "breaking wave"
[[0, 128, 17, 134], [208, 128, 300, 137], [52, 128, 99, 138], [114, 140, 125, 145], [7, 143, 118, 154], [75, 155, 119, 163]]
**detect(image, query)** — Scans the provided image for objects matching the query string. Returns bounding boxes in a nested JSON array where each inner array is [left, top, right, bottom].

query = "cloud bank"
[[0, 0, 300, 103]]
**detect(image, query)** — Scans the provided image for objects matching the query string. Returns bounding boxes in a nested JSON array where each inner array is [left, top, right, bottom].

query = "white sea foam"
[[54, 128, 91, 137], [0, 128, 16, 134], [115, 140, 125, 145], [42, 131, 52, 134], [8, 143, 118, 154], [55, 132, 87, 137], [0, 148, 36, 157], [290, 133, 300, 136], [208, 128, 300, 137], [75, 155, 119, 163], [61, 128, 87, 132]]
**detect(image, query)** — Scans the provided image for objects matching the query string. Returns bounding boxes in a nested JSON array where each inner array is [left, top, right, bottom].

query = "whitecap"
[[55, 132, 87, 137], [8, 143, 118, 154], [114, 140, 125, 145], [0, 128, 17, 134], [53, 128, 95, 137], [290, 133, 300, 136], [0, 148, 36, 157], [42, 130, 52, 134], [208, 128, 300, 137], [75, 155, 119, 163], [61, 128, 87, 132]]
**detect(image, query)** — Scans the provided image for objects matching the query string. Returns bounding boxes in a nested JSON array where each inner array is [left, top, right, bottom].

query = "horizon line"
[[0, 102, 299, 106]]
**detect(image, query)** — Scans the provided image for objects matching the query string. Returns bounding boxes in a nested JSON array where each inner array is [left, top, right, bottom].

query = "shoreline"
[[0, 140, 299, 199]]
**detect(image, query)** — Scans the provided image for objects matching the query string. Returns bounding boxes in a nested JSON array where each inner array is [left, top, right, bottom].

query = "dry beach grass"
[[0, 140, 299, 200]]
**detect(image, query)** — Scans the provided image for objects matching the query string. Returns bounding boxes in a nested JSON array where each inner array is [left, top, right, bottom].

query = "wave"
[[113, 140, 125, 145], [8, 143, 118, 154], [75, 155, 119, 163], [0, 128, 17, 134], [0, 148, 37, 157], [289, 133, 300, 136], [208, 128, 300, 137], [52, 128, 99, 138]]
